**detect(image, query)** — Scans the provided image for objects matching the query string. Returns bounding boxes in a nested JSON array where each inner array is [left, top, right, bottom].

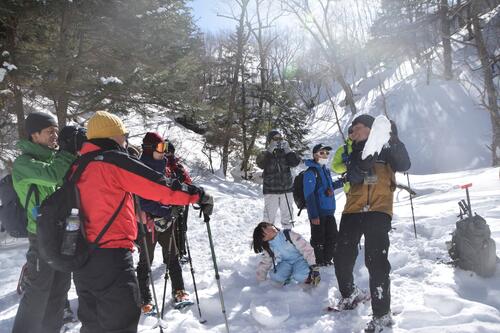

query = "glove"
[[198, 189, 214, 216], [58, 126, 87, 155], [280, 140, 291, 154], [389, 120, 399, 144], [153, 217, 172, 233], [306, 265, 321, 286], [267, 141, 278, 153]]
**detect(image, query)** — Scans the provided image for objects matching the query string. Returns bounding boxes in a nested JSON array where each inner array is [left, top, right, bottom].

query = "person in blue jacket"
[[303, 143, 343, 266]]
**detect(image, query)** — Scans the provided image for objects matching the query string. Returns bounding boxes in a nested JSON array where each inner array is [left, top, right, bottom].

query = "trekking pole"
[[405, 173, 417, 239], [183, 205, 207, 324], [200, 210, 230, 333], [134, 197, 167, 331], [161, 219, 176, 319]]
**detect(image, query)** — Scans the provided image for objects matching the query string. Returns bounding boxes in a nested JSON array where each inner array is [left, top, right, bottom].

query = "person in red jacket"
[[73, 111, 213, 333]]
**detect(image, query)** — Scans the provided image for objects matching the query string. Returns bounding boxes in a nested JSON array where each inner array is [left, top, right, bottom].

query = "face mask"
[[318, 158, 328, 166]]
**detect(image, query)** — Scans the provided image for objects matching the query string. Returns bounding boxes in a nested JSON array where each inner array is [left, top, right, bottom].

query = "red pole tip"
[[460, 183, 473, 189]]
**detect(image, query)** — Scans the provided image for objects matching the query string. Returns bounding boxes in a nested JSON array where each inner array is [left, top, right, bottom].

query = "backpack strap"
[[24, 184, 39, 212], [297, 167, 321, 216], [67, 150, 127, 249], [283, 229, 294, 246], [90, 194, 127, 249]]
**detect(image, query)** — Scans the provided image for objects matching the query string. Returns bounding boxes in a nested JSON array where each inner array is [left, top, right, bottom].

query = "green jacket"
[[331, 139, 352, 193], [12, 139, 76, 234]]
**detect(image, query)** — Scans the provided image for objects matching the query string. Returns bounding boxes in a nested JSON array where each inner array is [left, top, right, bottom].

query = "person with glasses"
[[256, 130, 301, 229], [303, 144, 343, 266], [136, 132, 193, 314], [333, 114, 410, 332]]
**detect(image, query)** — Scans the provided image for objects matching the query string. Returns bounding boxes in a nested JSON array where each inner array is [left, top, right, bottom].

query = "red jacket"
[[76, 141, 200, 250]]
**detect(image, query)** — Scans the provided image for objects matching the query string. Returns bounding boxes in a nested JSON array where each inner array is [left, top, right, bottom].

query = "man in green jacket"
[[331, 126, 353, 193], [12, 112, 78, 333]]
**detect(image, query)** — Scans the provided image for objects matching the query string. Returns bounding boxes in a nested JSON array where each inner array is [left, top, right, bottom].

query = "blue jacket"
[[139, 155, 172, 219], [303, 159, 338, 219]]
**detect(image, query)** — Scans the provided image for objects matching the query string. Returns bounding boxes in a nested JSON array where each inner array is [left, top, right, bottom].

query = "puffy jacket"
[[331, 139, 352, 193], [12, 139, 76, 234], [139, 155, 192, 219], [256, 149, 301, 194], [76, 140, 200, 250], [256, 230, 316, 281], [344, 139, 410, 216], [303, 159, 341, 220]]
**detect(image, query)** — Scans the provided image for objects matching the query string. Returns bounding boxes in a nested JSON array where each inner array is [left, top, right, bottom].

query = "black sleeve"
[[387, 141, 411, 172], [256, 151, 271, 169], [284, 151, 301, 167]]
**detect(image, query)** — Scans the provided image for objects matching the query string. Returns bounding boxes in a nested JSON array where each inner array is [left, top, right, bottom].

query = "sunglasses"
[[272, 136, 283, 141], [155, 141, 168, 153], [318, 151, 330, 156]]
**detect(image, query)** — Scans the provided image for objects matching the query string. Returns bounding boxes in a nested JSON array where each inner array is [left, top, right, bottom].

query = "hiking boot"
[[173, 289, 190, 303], [141, 303, 156, 315], [335, 287, 370, 311], [365, 313, 394, 332]]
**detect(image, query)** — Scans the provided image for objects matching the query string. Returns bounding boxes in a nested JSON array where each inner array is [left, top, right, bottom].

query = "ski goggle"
[[155, 141, 168, 153]]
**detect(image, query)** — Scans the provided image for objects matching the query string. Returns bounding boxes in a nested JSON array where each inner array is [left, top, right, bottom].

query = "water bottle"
[[61, 208, 80, 256]]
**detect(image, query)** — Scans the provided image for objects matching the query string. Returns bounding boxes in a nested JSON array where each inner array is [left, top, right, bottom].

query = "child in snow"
[[252, 222, 320, 286]]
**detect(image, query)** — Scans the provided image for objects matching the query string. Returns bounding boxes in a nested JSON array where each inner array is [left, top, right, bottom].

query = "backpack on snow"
[[37, 150, 126, 272], [448, 197, 497, 277], [292, 167, 320, 216], [0, 174, 39, 238]]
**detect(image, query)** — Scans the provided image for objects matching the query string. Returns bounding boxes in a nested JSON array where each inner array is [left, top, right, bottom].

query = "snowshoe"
[[141, 303, 157, 316], [326, 287, 370, 312], [173, 290, 194, 310], [364, 313, 394, 332]]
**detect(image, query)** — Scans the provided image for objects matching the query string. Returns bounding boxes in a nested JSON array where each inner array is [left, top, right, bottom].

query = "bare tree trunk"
[[471, 0, 500, 165], [4, 15, 26, 139], [222, 0, 250, 177], [440, 0, 453, 80]]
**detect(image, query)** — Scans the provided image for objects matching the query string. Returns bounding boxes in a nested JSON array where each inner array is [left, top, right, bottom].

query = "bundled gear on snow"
[[447, 184, 497, 277]]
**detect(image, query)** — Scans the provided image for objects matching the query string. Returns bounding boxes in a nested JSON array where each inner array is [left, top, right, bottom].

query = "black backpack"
[[448, 200, 497, 277], [0, 174, 39, 238], [292, 167, 320, 216], [37, 150, 125, 272]]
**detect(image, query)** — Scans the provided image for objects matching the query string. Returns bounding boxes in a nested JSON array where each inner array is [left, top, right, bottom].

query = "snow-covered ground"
[[1, 162, 499, 332]]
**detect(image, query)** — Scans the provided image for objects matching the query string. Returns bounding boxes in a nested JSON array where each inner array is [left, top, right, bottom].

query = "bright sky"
[[190, 0, 236, 32]]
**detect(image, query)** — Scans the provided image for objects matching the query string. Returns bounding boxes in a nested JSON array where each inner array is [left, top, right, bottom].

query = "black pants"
[[334, 212, 392, 317], [310, 214, 338, 264], [136, 223, 184, 304], [73, 248, 140, 333], [12, 234, 70, 333]]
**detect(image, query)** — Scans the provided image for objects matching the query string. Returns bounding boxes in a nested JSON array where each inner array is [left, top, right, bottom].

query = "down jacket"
[[256, 230, 316, 281], [256, 149, 301, 194]]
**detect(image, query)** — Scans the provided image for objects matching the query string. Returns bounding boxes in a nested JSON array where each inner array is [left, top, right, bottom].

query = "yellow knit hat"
[[87, 110, 128, 139]]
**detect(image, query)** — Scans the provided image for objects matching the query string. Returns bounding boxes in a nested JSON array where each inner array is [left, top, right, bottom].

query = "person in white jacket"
[[252, 222, 320, 286]]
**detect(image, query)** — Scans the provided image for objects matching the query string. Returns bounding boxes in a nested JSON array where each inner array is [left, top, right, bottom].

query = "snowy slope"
[[306, 6, 499, 175], [1, 154, 499, 332]]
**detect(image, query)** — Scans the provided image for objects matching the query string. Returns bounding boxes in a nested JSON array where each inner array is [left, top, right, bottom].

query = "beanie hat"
[[352, 114, 375, 129], [25, 112, 58, 138], [266, 130, 281, 142], [142, 132, 164, 156], [87, 110, 128, 139]]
